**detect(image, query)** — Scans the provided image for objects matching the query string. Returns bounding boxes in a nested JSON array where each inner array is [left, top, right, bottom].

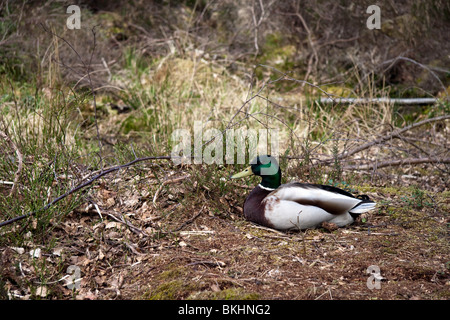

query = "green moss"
[[321, 85, 355, 97], [141, 263, 200, 300], [257, 32, 297, 76], [213, 288, 260, 300], [382, 247, 397, 255], [158, 266, 186, 280], [190, 287, 260, 300], [95, 12, 130, 40], [120, 109, 158, 133], [146, 280, 195, 300]]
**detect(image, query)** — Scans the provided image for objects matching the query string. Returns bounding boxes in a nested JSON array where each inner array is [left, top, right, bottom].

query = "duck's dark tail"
[[349, 195, 376, 219]]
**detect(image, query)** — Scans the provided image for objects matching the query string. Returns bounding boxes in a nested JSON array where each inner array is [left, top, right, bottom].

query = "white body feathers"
[[262, 183, 376, 230]]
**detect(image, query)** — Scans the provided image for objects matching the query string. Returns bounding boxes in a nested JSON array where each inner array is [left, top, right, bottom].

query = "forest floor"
[[1, 162, 448, 300]]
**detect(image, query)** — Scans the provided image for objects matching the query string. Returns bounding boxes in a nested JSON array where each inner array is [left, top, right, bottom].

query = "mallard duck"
[[230, 155, 376, 230]]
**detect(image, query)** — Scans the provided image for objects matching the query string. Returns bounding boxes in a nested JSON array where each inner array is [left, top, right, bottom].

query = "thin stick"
[[380, 56, 447, 95], [0, 156, 173, 228], [152, 175, 190, 205], [318, 97, 438, 105], [172, 206, 206, 232], [40, 24, 104, 168], [343, 157, 450, 171], [335, 115, 450, 162], [294, 8, 318, 86], [186, 260, 226, 268], [105, 210, 148, 236]]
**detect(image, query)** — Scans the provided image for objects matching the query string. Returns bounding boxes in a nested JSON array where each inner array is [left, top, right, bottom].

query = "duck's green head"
[[230, 155, 281, 189]]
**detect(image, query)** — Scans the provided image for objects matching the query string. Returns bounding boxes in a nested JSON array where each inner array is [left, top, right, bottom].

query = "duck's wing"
[[267, 182, 374, 215]]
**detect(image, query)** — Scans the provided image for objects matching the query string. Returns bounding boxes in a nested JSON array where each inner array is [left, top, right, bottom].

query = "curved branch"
[[335, 115, 450, 162], [343, 157, 450, 171], [0, 156, 173, 228]]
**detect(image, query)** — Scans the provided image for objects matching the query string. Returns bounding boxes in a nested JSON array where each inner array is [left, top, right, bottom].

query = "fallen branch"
[[105, 210, 148, 236], [179, 230, 215, 236], [334, 115, 450, 162], [343, 157, 450, 171], [186, 260, 226, 268], [0, 155, 172, 228], [318, 97, 438, 105]]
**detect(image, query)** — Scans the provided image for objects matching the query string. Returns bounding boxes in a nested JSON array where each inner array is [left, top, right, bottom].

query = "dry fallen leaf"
[[178, 241, 187, 247], [35, 286, 48, 298], [106, 197, 116, 207], [52, 247, 64, 256], [10, 247, 25, 254], [211, 284, 221, 292], [29, 248, 41, 259], [105, 221, 122, 229]]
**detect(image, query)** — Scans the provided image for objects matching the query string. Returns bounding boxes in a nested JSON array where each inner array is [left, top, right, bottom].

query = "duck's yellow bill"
[[230, 166, 253, 179]]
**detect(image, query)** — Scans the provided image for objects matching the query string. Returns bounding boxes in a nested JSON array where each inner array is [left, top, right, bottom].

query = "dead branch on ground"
[[333, 114, 450, 163], [343, 157, 450, 171], [0, 156, 172, 228]]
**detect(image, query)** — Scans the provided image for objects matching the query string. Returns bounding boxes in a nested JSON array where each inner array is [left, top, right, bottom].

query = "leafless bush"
[[3, 0, 448, 94]]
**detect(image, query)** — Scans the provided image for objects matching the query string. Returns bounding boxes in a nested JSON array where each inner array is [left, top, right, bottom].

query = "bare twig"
[[318, 97, 438, 105], [380, 56, 448, 96], [101, 57, 112, 81], [250, 0, 275, 57], [343, 157, 450, 171], [105, 210, 148, 236], [0, 156, 173, 228], [317, 35, 359, 48], [334, 115, 450, 162], [40, 24, 104, 168], [152, 174, 190, 205], [172, 206, 206, 232], [294, 8, 318, 85], [186, 260, 226, 268]]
